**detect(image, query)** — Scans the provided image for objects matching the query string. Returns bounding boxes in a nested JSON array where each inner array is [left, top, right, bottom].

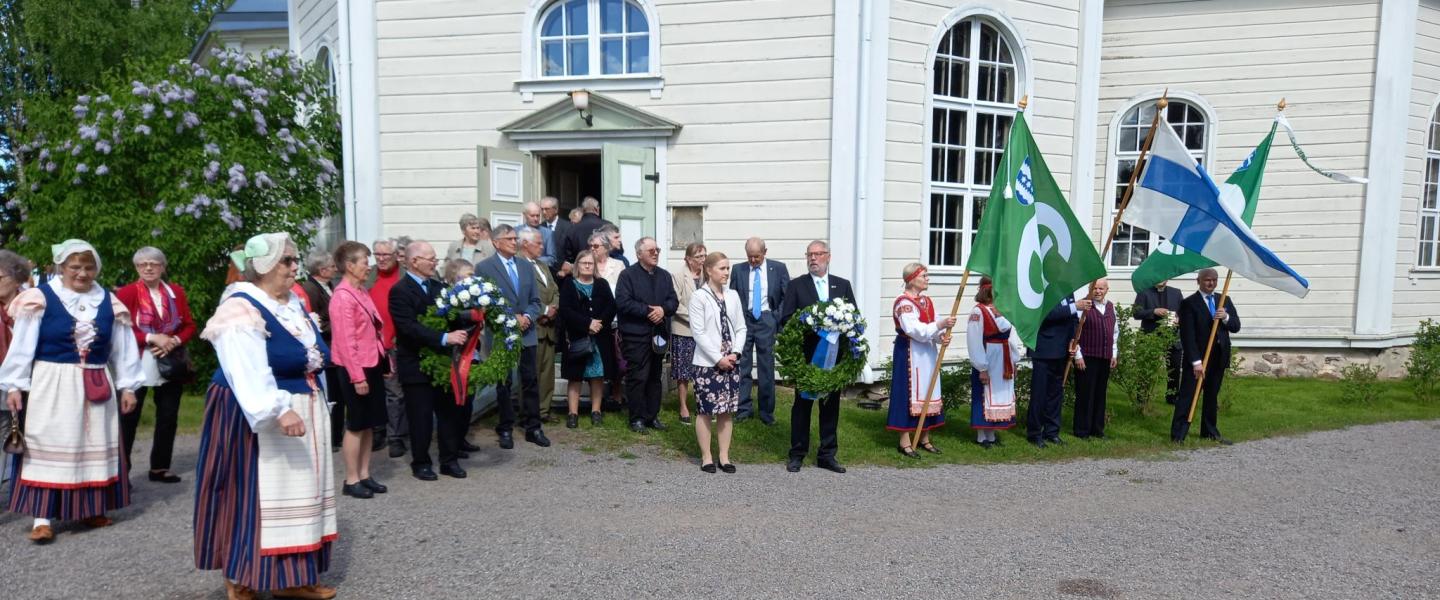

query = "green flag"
[[966, 113, 1107, 348], [1130, 121, 1276, 293]]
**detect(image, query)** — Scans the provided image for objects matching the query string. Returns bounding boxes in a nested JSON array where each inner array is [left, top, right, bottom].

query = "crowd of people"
[[0, 194, 1242, 599]]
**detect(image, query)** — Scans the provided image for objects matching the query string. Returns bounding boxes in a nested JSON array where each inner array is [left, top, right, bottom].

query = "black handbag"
[[156, 345, 194, 381], [566, 335, 594, 360]]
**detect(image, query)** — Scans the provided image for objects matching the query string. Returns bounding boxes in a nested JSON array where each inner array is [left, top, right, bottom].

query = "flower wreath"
[[776, 297, 870, 396], [417, 276, 523, 401]]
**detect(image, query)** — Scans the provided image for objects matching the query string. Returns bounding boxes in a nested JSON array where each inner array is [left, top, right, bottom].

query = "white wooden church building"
[[279, 0, 1440, 374]]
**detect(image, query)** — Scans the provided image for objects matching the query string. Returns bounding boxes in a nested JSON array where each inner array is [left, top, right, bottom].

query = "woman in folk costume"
[[885, 263, 957, 458], [193, 233, 338, 600], [967, 277, 1024, 449], [1, 240, 144, 544]]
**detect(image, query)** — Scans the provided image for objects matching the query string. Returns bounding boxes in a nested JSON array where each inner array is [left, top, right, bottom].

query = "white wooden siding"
[[295, 0, 339, 59], [373, 0, 835, 261], [1095, 0, 1379, 339], [1394, 0, 1440, 334]]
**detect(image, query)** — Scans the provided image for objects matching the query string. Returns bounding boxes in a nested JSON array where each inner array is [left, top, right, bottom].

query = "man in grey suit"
[[475, 224, 550, 449], [730, 237, 789, 425]]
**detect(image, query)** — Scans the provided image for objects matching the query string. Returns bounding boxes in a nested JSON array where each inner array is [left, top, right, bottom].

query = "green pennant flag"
[[966, 112, 1107, 348], [1131, 121, 1276, 294]]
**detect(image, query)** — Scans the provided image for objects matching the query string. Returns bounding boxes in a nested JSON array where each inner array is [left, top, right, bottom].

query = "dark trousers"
[[1072, 360, 1111, 438], [325, 367, 344, 449], [1172, 348, 1228, 441], [496, 344, 541, 433], [383, 350, 408, 440], [1164, 345, 1183, 404], [402, 383, 462, 468], [738, 311, 778, 421], [621, 335, 662, 423], [119, 381, 183, 472], [1026, 357, 1065, 441], [789, 392, 840, 461]]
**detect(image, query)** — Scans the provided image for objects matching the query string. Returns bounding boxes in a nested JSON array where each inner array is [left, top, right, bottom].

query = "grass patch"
[[568, 377, 1440, 467]]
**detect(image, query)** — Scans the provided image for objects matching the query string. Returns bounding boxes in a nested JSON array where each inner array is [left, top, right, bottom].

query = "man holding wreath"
[[779, 240, 856, 474]]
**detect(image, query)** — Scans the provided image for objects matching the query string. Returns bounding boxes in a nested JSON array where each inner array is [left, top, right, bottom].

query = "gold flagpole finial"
[[1157, 88, 1169, 110], [1277, 98, 1287, 111], [1018, 95, 1029, 110]]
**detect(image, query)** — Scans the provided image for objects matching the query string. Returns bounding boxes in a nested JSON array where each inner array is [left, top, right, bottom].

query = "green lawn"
[[568, 377, 1440, 467]]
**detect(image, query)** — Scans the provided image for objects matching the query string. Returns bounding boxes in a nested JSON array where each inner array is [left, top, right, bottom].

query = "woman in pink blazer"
[[328, 241, 390, 500]]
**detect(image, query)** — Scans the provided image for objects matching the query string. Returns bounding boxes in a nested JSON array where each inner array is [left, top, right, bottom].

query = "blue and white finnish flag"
[[1124, 118, 1311, 298]]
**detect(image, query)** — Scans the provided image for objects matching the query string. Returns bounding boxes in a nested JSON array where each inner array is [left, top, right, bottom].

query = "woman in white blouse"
[[688, 252, 747, 474], [192, 232, 338, 600], [0, 239, 143, 544]]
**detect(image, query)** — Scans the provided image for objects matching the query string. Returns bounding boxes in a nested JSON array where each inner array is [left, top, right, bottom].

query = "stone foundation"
[[1235, 347, 1412, 380]]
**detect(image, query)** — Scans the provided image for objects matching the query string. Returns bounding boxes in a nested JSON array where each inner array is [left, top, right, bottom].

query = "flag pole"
[[1062, 89, 1169, 387], [1187, 270, 1234, 423]]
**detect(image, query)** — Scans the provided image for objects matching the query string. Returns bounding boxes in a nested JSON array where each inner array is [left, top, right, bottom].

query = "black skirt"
[[339, 364, 388, 432]]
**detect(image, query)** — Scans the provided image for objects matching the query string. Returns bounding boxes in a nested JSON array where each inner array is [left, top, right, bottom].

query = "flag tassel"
[[1188, 270, 1234, 424], [1063, 91, 1169, 388]]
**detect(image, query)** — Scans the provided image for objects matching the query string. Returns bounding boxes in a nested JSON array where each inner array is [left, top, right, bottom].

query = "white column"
[[1354, 0, 1419, 336], [827, 0, 861, 272], [1070, 0, 1104, 241], [345, 0, 382, 245]]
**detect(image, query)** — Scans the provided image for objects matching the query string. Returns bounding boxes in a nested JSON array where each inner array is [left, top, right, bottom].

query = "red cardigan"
[[114, 280, 198, 349]]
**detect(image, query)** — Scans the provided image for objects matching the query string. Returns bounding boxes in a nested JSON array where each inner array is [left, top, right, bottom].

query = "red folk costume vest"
[[892, 294, 935, 334], [976, 303, 1015, 380]]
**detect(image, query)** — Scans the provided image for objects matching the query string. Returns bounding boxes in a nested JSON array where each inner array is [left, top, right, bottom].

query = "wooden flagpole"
[[1187, 270, 1233, 423], [1062, 90, 1169, 387], [909, 270, 971, 450]]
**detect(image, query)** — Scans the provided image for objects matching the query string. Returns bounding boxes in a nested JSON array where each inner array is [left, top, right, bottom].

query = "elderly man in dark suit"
[[389, 241, 471, 480], [476, 224, 550, 449], [520, 227, 561, 424], [1134, 279, 1186, 404], [1172, 268, 1241, 444], [561, 197, 613, 269], [540, 196, 572, 276], [779, 240, 855, 474], [730, 236, 789, 425], [615, 236, 678, 432], [1027, 293, 1093, 448]]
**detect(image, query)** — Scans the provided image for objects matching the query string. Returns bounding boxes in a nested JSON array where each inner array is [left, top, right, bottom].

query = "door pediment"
[[498, 92, 681, 141]]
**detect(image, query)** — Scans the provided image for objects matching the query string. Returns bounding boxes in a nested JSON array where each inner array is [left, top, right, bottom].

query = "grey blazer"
[[475, 253, 543, 348]]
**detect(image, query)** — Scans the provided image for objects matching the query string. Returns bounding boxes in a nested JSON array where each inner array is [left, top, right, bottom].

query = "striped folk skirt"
[[192, 383, 335, 591]]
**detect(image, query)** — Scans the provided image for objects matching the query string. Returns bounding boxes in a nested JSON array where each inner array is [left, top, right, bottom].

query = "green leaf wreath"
[[776, 298, 871, 396], [417, 276, 522, 396]]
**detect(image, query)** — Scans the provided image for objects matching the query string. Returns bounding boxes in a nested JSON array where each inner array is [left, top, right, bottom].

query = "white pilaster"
[[1070, 0, 1104, 240], [343, 0, 382, 245]]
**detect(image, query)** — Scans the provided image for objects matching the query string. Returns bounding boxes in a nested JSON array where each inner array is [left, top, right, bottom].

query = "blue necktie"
[[506, 259, 520, 292], [816, 277, 828, 302], [1206, 294, 1216, 317], [751, 267, 762, 320]]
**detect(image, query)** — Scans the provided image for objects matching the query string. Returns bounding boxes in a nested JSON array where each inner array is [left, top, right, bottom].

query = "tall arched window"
[[1419, 104, 1440, 268], [926, 16, 1021, 268], [315, 46, 337, 99], [538, 0, 651, 77], [1109, 99, 1211, 267]]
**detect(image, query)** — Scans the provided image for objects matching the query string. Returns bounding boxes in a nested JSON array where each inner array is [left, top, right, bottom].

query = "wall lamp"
[[569, 90, 593, 127]]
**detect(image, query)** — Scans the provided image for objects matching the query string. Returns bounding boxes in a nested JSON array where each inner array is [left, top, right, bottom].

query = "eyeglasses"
[[589, 244, 605, 249], [414, 256, 439, 264], [135, 262, 164, 269], [278, 256, 300, 267], [643, 248, 659, 255], [805, 251, 830, 258], [496, 236, 518, 242]]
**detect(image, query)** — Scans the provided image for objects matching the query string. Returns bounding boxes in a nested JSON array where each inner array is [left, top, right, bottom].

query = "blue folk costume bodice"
[[35, 283, 115, 365], [211, 292, 331, 395]]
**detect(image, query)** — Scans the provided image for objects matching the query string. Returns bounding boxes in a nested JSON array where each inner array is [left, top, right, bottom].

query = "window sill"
[[1408, 268, 1440, 280], [515, 75, 665, 102]]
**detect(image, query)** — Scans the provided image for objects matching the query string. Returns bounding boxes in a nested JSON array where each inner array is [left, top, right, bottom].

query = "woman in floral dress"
[[688, 252, 747, 473]]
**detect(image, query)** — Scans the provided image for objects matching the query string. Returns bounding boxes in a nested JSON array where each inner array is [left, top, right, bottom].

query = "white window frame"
[[921, 9, 1030, 274], [1103, 90, 1218, 270], [1417, 100, 1440, 270], [517, 0, 663, 102]]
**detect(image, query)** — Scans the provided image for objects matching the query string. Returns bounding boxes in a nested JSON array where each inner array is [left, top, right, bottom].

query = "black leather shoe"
[[525, 429, 552, 447], [897, 445, 920, 459], [439, 462, 467, 479], [979, 440, 994, 450], [148, 470, 182, 483], [816, 459, 846, 474], [759, 416, 775, 426], [497, 430, 515, 449], [388, 439, 407, 458], [646, 419, 667, 431], [785, 459, 802, 473], [566, 414, 579, 429], [342, 482, 373, 499], [460, 440, 482, 453], [591, 412, 603, 426], [360, 477, 387, 493], [919, 441, 941, 455], [701, 463, 717, 473], [412, 466, 438, 481], [1046, 436, 1066, 446], [1205, 435, 1234, 446], [1030, 438, 1047, 449], [630, 420, 647, 433], [719, 463, 736, 474]]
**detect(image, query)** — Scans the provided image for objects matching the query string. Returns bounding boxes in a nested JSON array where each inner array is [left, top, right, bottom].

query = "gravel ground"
[[2, 420, 1438, 600]]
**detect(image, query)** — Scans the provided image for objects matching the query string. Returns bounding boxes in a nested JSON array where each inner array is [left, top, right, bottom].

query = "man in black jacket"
[[1027, 294, 1092, 448], [540, 196, 571, 276], [1172, 268, 1241, 444], [1133, 279, 1185, 404], [389, 241, 472, 481], [779, 240, 855, 474], [614, 237, 677, 432], [561, 197, 613, 269]]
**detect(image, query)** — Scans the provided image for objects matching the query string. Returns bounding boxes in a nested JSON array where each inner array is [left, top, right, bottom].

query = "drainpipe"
[[336, 0, 359, 240]]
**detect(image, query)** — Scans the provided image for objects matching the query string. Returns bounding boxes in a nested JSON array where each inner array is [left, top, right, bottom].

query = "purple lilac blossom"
[[95, 165, 109, 175], [204, 161, 220, 182], [132, 82, 150, 96], [134, 124, 152, 136], [141, 103, 155, 118], [75, 163, 89, 173], [95, 140, 111, 154], [204, 142, 220, 155]]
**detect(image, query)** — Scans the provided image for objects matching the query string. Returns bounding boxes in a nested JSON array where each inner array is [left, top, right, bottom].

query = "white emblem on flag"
[[1014, 157, 1035, 206]]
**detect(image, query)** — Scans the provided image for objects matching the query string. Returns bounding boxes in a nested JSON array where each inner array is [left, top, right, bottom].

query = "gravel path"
[[3, 420, 1438, 599]]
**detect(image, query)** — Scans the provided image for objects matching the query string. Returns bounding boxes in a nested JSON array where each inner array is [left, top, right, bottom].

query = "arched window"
[[926, 16, 1021, 267], [315, 46, 337, 99], [1420, 104, 1440, 268], [538, 0, 651, 77], [1109, 99, 1211, 267]]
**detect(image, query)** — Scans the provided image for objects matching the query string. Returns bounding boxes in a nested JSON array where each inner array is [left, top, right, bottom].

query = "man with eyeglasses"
[[367, 238, 409, 457], [779, 240, 856, 474], [730, 237, 788, 425], [1172, 268, 1240, 445], [614, 237, 678, 432], [476, 225, 550, 449]]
